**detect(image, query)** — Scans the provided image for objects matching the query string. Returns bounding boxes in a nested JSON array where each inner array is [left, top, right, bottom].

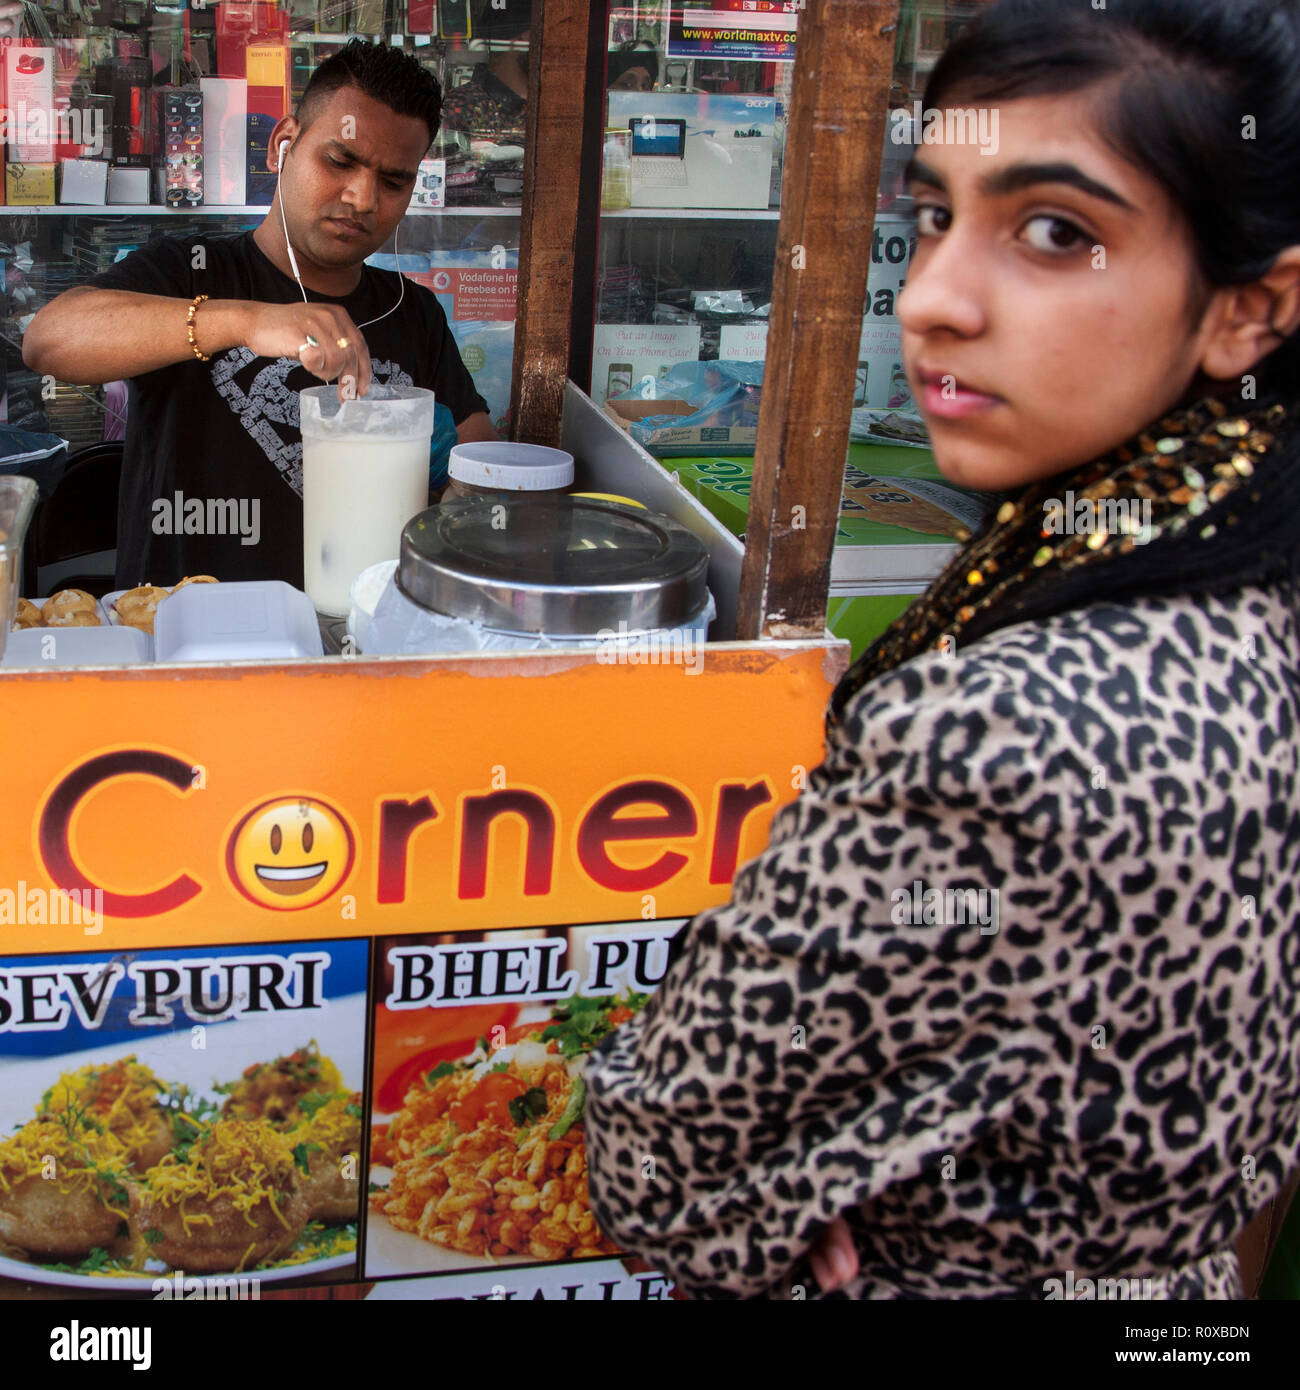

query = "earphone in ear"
[[273, 128, 407, 348], [275, 137, 305, 294]]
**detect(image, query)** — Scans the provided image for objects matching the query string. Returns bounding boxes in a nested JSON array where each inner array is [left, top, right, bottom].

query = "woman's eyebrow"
[[903, 155, 1136, 211]]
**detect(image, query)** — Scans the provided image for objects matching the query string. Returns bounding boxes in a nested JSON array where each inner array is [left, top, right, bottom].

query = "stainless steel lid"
[[398, 498, 710, 636]]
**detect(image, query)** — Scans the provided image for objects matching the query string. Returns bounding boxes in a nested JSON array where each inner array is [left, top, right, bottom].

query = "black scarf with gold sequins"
[[829, 392, 1298, 725]]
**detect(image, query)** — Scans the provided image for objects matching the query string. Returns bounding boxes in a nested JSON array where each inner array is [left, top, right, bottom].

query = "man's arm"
[[456, 411, 500, 444], [22, 287, 375, 397]]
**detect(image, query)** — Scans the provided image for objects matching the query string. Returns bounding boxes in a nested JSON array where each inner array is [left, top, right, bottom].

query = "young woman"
[[583, 0, 1300, 1299]]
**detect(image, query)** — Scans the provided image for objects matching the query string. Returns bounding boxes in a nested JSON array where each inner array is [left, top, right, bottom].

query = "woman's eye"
[[1022, 214, 1088, 253], [914, 204, 951, 236]]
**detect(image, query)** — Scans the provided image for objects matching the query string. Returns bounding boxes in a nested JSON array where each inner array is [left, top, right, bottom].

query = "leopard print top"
[[584, 584, 1300, 1299]]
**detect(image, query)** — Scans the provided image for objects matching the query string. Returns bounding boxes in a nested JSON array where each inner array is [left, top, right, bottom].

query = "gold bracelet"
[[187, 293, 211, 362]]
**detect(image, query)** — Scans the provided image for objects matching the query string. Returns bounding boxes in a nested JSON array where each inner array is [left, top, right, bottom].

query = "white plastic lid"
[[447, 441, 574, 492]]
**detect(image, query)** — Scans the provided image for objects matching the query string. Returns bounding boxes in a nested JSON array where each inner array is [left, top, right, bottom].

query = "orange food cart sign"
[[1, 646, 840, 954]]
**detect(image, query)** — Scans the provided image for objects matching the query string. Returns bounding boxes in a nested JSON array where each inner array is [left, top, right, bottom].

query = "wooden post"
[[736, 0, 901, 640], [509, 0, 593, 447]]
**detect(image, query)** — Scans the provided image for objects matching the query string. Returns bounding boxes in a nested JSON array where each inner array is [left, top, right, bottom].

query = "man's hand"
[[241, 301, 372, 399], [808, 1216, 860, 1293], [23, 289, 371, 401]]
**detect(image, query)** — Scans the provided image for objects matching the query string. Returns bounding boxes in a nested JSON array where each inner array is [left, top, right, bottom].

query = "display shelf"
[[600, 207, 781, 221], [0, 204, 520, 218]]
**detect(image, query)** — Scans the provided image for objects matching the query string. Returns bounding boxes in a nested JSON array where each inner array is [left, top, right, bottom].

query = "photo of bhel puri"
[[0, 1043, 359, 1281], [370, 994, 646, 1266]]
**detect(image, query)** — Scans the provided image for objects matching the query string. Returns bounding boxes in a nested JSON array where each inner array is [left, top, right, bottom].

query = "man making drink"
[[23, 40, 497, 588]]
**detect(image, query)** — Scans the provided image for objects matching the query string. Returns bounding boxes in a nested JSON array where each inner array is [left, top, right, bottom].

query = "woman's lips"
[[918, 372, 1003, 421]]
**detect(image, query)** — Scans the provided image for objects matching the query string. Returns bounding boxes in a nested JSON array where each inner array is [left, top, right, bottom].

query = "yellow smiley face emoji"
[[226, 797, 355, 910]]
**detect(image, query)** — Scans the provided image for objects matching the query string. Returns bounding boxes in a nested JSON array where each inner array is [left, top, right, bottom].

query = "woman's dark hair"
[[925, 0, 1300, 402], [298, 38, 443, 144], [608, 45, 660, 88]]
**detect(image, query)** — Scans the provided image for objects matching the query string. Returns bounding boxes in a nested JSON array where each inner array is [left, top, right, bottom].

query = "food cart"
[[0, 0, 900, 1301]]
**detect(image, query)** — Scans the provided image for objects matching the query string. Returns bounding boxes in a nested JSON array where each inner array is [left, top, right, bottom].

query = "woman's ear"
[[1198, 246, 1300, 381]]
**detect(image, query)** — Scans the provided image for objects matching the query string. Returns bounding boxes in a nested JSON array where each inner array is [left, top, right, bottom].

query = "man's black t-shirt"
[[89, 230, 488, 587]]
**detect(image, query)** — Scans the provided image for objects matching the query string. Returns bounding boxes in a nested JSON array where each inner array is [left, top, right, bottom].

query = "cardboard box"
[[5, 162, 55, 206], [201, 77, 247, 206], [216, 0, 289, 79], [97, 56, 153, 167], [410, 157, 445, 209], [245, 42, 288, 121], [106, 164, 150, 204], [245, 111, 276, 206], [5, 46, 55, 163], [604, 396, 758, 456], [58, 158, 108, 205]]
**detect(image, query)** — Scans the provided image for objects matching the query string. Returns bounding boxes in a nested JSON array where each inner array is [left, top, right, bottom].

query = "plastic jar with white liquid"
[[300, 385, 436, 617]]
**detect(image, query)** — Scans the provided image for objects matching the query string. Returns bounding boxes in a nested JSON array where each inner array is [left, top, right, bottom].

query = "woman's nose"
[[898, 229, 987, 340]]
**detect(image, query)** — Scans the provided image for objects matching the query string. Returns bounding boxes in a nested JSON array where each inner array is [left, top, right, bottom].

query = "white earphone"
[[275, 140, 306, 296], [274, 135, 406, 333]]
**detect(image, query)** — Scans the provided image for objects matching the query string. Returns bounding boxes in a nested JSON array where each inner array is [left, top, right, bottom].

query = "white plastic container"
[[299, 385, 436, 617], [348, 559, 398, 653], [2, 624, 152, 668], [154, 580, 324, 662], [363, 576, 715, 658], [441, 440, 573, 503]]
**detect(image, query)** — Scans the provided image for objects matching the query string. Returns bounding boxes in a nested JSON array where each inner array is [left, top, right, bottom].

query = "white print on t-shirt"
[[209, 348, 415, 496]]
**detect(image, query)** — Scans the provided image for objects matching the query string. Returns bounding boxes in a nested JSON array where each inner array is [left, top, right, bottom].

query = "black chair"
[[23, 441, 123, 598]]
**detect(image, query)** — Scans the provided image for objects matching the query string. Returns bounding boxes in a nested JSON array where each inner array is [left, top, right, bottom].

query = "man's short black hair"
[[297, 38, 442, 144]]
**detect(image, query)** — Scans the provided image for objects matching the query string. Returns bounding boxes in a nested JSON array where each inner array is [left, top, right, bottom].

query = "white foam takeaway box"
[[154, 580, 323, 663], [201, 77, 247, 207], [2, 624, 152, 668]]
